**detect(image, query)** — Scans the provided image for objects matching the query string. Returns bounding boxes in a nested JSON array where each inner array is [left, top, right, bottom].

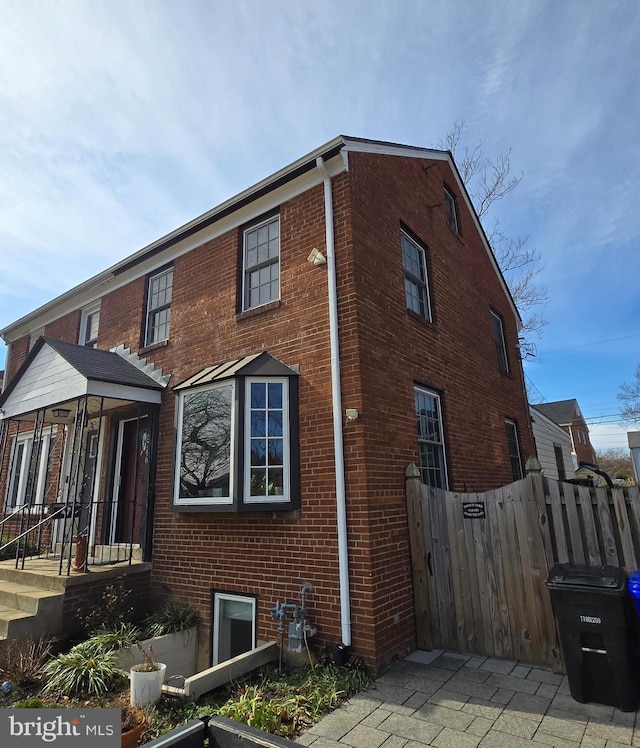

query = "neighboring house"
[[530, 405, 575, 481], [534, 399, 596, 468], [0, 136, 533, 671], [628, 432, 640, 484]]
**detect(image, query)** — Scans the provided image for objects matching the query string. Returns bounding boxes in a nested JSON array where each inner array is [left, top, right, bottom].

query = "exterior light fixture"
[[307, 247, 327, 266], [51, 408, 71, 419]]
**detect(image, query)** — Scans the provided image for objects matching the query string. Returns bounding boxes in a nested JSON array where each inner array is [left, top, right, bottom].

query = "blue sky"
[[1, 0, 638, 452]]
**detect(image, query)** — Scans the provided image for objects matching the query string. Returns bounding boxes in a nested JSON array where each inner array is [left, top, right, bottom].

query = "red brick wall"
[[5, 336, 29, 382], [45, 310, 81, 344], [0, 151, 534, 670], [338, 152, 534, 663]]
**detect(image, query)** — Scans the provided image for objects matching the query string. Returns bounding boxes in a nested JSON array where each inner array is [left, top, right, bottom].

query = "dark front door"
[[114, 418, 150, 545], [78, 429, 99, 535]]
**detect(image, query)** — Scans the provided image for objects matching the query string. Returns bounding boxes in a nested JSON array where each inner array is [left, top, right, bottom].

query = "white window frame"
[[6, 429, 54, 510], [443, 186, 459, 234], [401, 231, 432, 321], [145, 267, 174, 346], [491, 310, 509, 373], [242, 215, 280, 311], [212, 592, 256, 665], [79, 303, 100, 348], [174, 381, 236, 506], [414, 386, 449, 490], [244, 377, 290, 504], [505, 419, 523, 481]]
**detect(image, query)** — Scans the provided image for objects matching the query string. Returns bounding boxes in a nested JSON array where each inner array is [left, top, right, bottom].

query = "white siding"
[[531, 407, 575, 481], [3, 346, 87, 418]]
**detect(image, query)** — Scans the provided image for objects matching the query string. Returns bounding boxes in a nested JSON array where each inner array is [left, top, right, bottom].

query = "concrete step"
[[0, 604, 38, 639], [0, 580, 64, 641]]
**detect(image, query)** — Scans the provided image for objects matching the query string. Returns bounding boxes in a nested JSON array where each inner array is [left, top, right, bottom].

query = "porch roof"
[[0, 338, 165, 421]]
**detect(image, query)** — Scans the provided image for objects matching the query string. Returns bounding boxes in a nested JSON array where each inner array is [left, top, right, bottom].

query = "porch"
[[0, 338, 167, 641]]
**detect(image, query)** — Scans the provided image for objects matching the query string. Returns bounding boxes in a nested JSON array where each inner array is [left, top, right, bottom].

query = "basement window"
[[212, 592, 256, 665]]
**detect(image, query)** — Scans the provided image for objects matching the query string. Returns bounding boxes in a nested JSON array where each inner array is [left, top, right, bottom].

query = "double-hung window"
[[145, 267, 173, 346], [402, 230, 432, 321], [444, 186, 459, 234], [80, 304, 100, 348], [415, 386, 448, 489], [6, 430, 55, 510], [173, 352, 298, 511], [491, 310, 509, 373], [505, 419, 523, 481], [243, 215, 280, 310]]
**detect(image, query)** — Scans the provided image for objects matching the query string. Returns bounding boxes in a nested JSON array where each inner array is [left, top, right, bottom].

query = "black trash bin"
[[547, 563, 638, 712]]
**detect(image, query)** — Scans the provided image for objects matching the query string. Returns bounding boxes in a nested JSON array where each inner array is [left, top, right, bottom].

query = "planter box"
[[118, 628, 198, 679]]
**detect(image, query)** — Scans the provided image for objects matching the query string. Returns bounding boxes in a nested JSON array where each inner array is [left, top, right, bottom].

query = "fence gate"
[[406, 466, 561, 669]]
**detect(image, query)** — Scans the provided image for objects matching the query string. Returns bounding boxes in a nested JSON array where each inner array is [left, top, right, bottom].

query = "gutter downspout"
[[316, 156, 351, 648]]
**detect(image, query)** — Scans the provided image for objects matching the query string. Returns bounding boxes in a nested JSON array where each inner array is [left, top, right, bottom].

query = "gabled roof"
[[529, 404, 573, 440], [533, 400, 581, 426], [0, 135, 520, 342], [0, 337, 165, 420]]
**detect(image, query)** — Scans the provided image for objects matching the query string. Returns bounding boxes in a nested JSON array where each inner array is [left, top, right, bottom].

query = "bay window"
[[173, 353, 299, 511]]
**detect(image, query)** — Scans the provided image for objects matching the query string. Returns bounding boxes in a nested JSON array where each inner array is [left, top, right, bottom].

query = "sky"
[[0, 0, 639, 454]]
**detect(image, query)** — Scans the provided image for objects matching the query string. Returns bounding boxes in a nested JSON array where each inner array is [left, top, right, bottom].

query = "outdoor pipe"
[[316, 156, 352, 648]]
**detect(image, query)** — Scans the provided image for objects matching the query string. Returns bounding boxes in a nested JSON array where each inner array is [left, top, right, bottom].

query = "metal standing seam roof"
[[173, 352, 298, 391]]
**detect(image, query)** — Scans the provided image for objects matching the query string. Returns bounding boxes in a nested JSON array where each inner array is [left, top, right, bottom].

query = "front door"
[[111, 417, 150, 546]]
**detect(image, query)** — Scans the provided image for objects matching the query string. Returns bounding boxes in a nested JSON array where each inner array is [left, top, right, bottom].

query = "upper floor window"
[[505, 419, 523, 481], [145, 267, 173, 346], [243, 215, 280, 310], [80, 305, 100, 348], [415, 386, 448, 489], [443, 186, 459, 234], [173, 352, 298, 511], [491, 310, 509, 373], [402, 231, 432, 321]]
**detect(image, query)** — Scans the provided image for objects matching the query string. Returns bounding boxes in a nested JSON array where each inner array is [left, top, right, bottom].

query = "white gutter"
[[316, 155, 351, 648]]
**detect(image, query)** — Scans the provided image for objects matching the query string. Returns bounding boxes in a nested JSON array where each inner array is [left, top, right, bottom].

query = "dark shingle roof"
[[533, 400, 578, 426], [44, 338, 164, 391]]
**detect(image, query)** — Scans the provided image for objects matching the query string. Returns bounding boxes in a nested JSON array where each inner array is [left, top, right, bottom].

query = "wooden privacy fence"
[[405, 465, 640, 669]]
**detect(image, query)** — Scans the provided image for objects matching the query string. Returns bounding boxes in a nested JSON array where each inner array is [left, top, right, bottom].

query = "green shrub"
[[86, 623, 141, 654], [0, 536, 39, 561], [41, 641, 124, 698], [143, 602, 200, 638]]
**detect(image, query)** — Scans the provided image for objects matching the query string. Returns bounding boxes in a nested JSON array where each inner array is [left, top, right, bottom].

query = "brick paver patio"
[[296, 650, 640, 748]]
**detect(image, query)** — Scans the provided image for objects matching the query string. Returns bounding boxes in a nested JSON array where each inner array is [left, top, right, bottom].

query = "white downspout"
[[316, 156, 351, 648]]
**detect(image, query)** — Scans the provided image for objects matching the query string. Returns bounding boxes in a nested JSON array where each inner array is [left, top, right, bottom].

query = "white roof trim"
[[2, 135, 520, 339], [111, 345, 171, 388]]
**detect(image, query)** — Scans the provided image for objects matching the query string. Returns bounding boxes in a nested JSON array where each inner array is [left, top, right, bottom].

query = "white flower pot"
[[130, 662, 166, 707]]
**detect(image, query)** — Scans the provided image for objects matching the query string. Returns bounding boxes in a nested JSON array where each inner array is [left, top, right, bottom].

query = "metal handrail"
[[0, 502, 40, 533], [0, 505, 66, 555]]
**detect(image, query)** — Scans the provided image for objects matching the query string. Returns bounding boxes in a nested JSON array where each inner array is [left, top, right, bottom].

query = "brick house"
[[0, 136, 533, 670], [534, 399, 596, 468]]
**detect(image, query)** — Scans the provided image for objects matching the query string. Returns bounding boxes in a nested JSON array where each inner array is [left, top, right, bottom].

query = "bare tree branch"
[[437, 121, 547, 342], [618, 364, 640, 424]]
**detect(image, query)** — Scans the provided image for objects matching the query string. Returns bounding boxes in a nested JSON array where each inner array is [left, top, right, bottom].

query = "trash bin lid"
[[547, 563, 626, 591]]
